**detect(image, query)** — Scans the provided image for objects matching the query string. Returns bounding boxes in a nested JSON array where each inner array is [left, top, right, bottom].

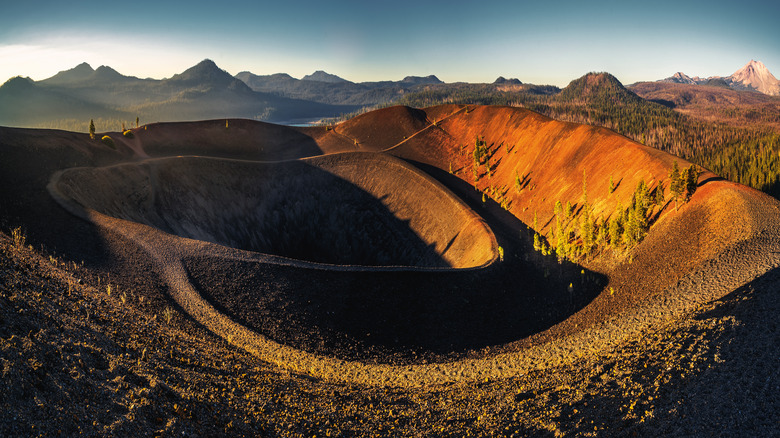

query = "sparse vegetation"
[[11, 227, 25, 249], [163, 306, 175, 324], [101, 135, 115, 149], [397, 76, 780, 200]]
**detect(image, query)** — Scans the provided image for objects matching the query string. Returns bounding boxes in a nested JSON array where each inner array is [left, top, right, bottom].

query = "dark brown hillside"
[[334, 105, 431, 150]]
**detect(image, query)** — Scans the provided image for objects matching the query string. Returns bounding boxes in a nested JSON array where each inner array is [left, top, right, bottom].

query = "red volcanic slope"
[[338, 104, 779, 334]]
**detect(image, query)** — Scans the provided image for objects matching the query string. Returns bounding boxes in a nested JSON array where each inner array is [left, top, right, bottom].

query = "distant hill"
[[493, 77, 523, 85], [400, 75, 443, 85], [557, 72, 644, 105]]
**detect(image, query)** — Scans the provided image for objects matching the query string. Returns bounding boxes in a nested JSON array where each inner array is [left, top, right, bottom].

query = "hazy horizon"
[[2, 0, 779, 87]]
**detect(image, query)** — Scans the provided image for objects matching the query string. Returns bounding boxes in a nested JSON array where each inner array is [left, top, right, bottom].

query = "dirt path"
[[48, 166, 780, 388]]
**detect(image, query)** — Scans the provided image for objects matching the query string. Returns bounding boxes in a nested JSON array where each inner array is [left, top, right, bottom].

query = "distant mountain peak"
[[170, 59, 235, 85], [1, 76, 35, 91], [92, 65, 124, 80], [302, 70, 348, 83], [657, 60, 779, 96], [662, 72, 699, 85], [182, 59, 223, 76], [727, 60, 779, 95], [43, 62, 95, 84]]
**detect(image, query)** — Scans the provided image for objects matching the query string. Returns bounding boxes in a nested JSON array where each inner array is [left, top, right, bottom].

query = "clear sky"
[[1, 0, 778, 87]]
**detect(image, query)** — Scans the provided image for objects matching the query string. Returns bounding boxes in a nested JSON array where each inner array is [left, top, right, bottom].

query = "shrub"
[[123, 130, 134, 138], [11, 227, 25, 249], [101, 135, 115, 149], [163, 307, 175, 325]]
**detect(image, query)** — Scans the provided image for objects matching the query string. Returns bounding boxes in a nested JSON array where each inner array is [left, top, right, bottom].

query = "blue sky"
[[2, 0, 778, 86]]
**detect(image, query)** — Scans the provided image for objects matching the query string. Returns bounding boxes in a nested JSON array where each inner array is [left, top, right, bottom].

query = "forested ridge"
[[397, 74, 780, 198]]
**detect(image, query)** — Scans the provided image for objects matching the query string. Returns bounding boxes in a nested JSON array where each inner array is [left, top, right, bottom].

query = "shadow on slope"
[[55, 153, 498, 268]]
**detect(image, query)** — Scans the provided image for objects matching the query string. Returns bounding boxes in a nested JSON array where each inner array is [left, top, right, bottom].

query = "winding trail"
[[47, 164, 780, 387]]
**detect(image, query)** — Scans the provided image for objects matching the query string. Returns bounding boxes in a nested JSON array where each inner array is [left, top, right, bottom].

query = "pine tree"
[[654, 182, 665, 206], [555, 201, 567, 261], [596, 218, 607, 248], [669, 160, 683, 209], [685, 165, 700, 201], [609, 214, 622, 248], [89, 119, 95, 140], [533, 211, 539, 233], [608, 176, 615, 194], [580, 203, 594, 255]]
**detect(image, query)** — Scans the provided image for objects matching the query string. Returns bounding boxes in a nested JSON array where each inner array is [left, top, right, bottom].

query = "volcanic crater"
[[23, 104, 780, 385], [53, 152, 497, 269]]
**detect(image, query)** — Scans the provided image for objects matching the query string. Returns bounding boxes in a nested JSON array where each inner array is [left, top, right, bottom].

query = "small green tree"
[[89, 119, 95, 140], [609, 214, 622, 248], [596, 218, 607, 248], [654, 182, 665, 206], [580, 203, 595, 255], [554, 201, 567, 261], [136, 116, 139, 128], [669, 161, 683, 209], [685, 165, 700, 201], [608, 176, 615, 194]]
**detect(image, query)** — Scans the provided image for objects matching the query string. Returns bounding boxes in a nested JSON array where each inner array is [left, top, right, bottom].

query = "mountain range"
[[661, 60, 780, 96], [234, 70, 443, 106], [0, 59, 453, 130], [1, 58, 777, 132], [0, 60, 369, 129]]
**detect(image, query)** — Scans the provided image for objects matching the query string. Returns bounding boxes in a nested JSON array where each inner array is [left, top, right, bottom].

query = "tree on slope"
[[669, 161, 684, 210]]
